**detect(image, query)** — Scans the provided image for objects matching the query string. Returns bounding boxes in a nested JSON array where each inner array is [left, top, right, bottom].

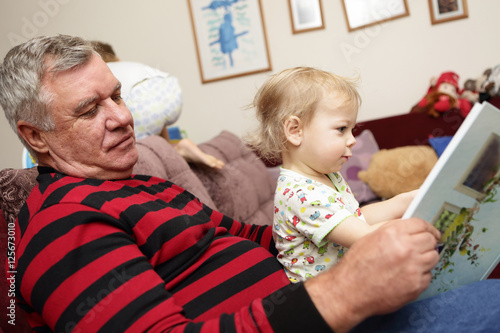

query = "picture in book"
[[402, 101, 500, 300]]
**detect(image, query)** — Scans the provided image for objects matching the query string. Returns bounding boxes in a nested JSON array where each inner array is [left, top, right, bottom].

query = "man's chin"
[[104, 148, 139, 179]]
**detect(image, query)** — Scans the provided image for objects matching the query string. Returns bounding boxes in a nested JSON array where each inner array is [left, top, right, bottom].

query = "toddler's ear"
[[284, 116, 302, 146]]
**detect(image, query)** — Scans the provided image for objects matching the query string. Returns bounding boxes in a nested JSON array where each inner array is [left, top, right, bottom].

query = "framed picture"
[[288, 0, 325, 34], [428, 0, 468, 25], [187, 0, 272, 84], [341, 0, 409, 32]]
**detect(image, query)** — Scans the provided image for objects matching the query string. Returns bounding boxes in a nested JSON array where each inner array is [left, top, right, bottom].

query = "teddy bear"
[[358, 145, 438, 199], [411, 71, 472, 118]]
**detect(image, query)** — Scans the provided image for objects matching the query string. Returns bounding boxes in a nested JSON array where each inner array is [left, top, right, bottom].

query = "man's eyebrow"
[[73, 82, 122, 115]]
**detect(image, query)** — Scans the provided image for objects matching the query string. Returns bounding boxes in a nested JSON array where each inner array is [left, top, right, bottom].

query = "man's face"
[[38, 54, 138, 179]]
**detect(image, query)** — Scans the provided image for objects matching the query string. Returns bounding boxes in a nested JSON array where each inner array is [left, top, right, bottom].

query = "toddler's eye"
[[338, 127, 346, 133]]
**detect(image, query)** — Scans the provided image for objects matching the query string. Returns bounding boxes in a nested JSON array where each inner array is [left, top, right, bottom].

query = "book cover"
[[402, 101, 500, 300]]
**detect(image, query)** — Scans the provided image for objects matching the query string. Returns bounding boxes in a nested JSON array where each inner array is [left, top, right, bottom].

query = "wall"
[[1, 0, 499, 170]]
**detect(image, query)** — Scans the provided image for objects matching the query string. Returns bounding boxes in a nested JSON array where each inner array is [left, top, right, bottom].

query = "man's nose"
[[105, 100, 134, 130]]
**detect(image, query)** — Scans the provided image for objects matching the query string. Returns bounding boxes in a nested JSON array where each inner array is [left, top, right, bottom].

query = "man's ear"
[[284, 116, 303, 147], [17, 121, 49, 154]]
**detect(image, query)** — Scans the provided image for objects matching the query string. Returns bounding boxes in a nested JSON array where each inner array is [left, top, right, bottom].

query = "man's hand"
[[304, 218, 440, 333]]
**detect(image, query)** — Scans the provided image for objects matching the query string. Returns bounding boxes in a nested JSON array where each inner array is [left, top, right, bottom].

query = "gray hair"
[[0, 34, 97, 158]]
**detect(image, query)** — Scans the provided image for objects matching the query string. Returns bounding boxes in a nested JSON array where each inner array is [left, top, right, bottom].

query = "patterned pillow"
[[341, 129, 380, 204], [0, 168, 38, 224]]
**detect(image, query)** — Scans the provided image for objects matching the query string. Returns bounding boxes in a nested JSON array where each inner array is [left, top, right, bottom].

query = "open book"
[[403, 101, 500, 300]]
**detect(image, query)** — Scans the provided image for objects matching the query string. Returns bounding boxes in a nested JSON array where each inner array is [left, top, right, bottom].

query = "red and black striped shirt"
[[14, 167, 329, 332]]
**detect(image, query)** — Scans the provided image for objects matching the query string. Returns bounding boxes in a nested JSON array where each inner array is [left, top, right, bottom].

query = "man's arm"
[[305, 218, 440, 333], [205, 204, 277, 254]]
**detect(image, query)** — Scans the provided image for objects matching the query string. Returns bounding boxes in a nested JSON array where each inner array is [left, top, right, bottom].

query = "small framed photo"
[[187, 0, 272, 83], [288, 0, 325, 34], [341, 0, 409, 32], [428, 0, 468, 25]]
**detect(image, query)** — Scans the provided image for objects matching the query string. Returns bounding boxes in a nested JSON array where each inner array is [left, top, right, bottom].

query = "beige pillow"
[[358, 145, 438, 199]]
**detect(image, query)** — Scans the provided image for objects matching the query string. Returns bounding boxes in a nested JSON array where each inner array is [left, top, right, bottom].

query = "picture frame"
[[187, 0, 272, 84], [341, 0, 409, 32], [288, 0, 325, 34], [428, 0, 468, 25]]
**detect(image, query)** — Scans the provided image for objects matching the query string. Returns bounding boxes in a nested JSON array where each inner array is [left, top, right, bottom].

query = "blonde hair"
[[245, 67, 361, 163], [91, 41, 120, 62]]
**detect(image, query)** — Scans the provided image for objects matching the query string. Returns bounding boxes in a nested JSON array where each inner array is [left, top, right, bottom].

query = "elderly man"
[[0, 35, 498, 333]]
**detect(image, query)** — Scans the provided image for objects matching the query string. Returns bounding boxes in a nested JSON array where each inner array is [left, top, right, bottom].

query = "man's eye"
[[113, 95, 123, 103], [82, 106, 98, 118]]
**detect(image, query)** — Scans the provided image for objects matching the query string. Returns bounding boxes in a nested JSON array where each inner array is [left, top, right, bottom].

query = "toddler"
[[247, 67, 416, 282]]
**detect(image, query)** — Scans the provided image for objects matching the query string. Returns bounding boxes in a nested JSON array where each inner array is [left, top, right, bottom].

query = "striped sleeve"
[[206, 205, 277, 256]]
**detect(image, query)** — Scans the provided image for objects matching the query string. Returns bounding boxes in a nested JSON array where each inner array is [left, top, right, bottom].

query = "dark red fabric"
[[354, 98, 500, 149], [353, 109, 465, 149], [488, 263, 500, 279]]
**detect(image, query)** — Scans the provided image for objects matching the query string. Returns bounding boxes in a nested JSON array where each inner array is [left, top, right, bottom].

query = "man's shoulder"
[[32, 171, 173, 207]]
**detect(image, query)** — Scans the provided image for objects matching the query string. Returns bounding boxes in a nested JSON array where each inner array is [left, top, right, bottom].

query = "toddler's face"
[[299, 93, 357, 176]]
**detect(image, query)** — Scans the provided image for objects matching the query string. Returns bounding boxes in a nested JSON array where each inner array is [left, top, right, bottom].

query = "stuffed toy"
[[358, 145, 438, 199], [481, 64, 500, 101], [462, 68, 493, 104], [461, 78, 481, 105], [411, 71, 472, 118]]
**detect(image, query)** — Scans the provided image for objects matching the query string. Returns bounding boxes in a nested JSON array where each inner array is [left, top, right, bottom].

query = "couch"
[[2, 104, 500, 332]]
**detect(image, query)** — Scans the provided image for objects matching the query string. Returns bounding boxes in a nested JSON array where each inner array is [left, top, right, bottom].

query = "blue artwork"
[[204, 0, 249, 68], [189, 0, 270, 82]]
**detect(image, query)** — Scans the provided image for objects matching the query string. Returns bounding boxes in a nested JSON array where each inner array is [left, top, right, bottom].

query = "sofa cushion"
[[133, 135, 217, 209], [192, 131, 275, 226], [340, 129, 379, 204], [0, 168, 38, 225], [428, 136, 453, 157]]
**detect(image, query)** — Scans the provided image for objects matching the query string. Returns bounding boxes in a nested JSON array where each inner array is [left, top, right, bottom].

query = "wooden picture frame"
[[288, 0, 325, 34], [341, 0, 409, 32], [428, 0, 468, 25], [187, 0, 272, 84]]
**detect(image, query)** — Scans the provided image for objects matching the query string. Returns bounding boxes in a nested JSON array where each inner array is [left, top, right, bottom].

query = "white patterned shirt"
[[274, 168, 366, 282]]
